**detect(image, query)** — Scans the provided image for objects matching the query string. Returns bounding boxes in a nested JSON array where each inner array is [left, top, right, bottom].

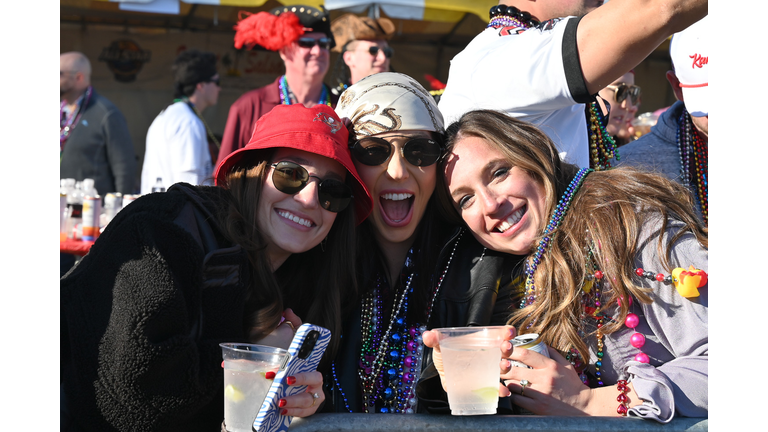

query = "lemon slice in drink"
[[472, 387, 498, 403], [225, 384, 245, 402]]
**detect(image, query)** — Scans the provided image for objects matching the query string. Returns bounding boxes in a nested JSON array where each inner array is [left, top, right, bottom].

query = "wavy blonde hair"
[[436, 110, 707, 356]]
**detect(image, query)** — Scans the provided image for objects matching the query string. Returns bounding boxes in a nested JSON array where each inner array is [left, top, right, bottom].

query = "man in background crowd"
[[60, 51, 137, 195], [330, 13, 395, 95], [617, 16, 708, 225], [141, 49, 220, 193], [437, 0, 707, 170], [218, 5, 337, 160]]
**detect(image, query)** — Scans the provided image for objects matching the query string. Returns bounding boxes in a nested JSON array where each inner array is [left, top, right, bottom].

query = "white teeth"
[[381, 193, 413, 201], [496, 208, 524, 233], [278, 210, 312, 227]]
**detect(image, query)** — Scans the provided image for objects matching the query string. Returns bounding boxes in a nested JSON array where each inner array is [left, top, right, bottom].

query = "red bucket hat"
[[214, 104, 372, 224]]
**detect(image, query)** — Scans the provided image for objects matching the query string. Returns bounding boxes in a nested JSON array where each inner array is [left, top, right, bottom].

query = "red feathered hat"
[[234, 5, 335, 52]]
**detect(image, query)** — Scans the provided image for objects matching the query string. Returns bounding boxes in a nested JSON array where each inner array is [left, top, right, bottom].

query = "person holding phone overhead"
[[60, 104, 373, 431], [424, 109, 707, 422], [327, 73, 520, 415]]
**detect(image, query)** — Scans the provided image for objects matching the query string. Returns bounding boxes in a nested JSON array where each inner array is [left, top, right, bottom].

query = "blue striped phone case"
[[252, 323, 331, 432]]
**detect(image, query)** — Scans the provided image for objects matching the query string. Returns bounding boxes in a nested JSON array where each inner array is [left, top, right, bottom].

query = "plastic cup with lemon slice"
[[433, 326, 507, 415], [220, 343, 289, 432]]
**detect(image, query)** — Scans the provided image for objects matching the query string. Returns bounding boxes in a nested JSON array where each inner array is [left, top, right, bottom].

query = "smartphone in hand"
[[253, 323, 330, 432]]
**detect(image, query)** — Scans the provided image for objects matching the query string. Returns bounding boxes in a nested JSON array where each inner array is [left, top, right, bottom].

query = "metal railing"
[[290, 413, 708, 431]]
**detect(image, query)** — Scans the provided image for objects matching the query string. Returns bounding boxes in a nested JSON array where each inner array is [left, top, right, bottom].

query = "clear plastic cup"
[[432, 326, 507, 415], [630, 112, 658, 139], [220, 343, 289, 432]]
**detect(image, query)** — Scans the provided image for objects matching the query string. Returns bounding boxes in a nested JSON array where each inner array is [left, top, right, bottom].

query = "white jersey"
[[438, 17, 593, 168], [141, 101, 213, 194]]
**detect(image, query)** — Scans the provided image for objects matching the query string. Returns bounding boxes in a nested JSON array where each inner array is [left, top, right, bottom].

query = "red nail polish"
[[281, 409, 288, 416], [265, 371, 276, 380], [278, 399, 287, 408], [286, 376, 296, 385]]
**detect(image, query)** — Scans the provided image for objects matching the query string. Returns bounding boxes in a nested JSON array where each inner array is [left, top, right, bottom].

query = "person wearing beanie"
[[141, 49, 221, 194], [616, 16, 708, 226], [218, 5, 339, 161], [61, 104, 373, 431], [326, 72, 518, 415], [329, 13, 395, 96]]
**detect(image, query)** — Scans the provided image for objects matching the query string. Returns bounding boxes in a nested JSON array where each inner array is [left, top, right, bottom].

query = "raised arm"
[[577, 0, 707, 93]]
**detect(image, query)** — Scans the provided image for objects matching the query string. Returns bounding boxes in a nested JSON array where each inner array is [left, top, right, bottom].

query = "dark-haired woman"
[[327, 73, 519, 415], [60, 104, 373, 431], [425, 109, 707, 422]]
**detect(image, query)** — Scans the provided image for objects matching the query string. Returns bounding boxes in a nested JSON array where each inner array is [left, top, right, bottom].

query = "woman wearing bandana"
[[326, 72, 521, 414]]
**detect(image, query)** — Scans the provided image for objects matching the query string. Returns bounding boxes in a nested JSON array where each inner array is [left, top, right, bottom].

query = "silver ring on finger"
[[520, 379, 530, 396], [310, 392, 319, 407]]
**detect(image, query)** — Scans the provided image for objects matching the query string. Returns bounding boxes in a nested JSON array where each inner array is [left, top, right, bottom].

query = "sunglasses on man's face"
[[605, 83, 641, 105], [206, 77, 220, 86], [350, 136, 442, 167], [296, 37, 333, 50], [365, 45, 394, 58], [269, 161, 353, 213]]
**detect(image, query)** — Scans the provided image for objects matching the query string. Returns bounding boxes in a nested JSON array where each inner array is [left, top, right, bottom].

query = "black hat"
[[270, 5, 335, 49]]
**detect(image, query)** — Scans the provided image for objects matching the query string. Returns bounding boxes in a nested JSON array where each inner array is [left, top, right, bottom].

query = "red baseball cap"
[[214, 104, 372, 224]]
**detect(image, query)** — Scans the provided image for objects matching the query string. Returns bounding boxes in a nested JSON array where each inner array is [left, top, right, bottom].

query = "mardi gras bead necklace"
[[487, 4, 540, 29], [334, 230, 464, 414], [60, 86, 93, 158], [279, 75, 332, 107], [677, 109, 708, 225], [520, 168, 593, 310]]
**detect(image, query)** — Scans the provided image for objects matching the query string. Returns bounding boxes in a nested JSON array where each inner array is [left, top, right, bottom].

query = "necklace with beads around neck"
[[333, 229, 464, 414]]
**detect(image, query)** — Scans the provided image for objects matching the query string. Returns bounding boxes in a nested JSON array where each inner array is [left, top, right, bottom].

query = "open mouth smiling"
[[494, 206, 526, 233], [380, 192, 414, 224], [278, 210, 314, 228]]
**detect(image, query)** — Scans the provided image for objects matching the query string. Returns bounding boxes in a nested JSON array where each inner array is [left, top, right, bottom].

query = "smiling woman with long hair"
[[60, 104, 373, 431], [424, 109, 707, 422]]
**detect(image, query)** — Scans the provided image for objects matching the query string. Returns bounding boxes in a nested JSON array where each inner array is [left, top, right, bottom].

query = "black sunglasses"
[[350, 136, 442, 167], [605, 83, 641, 105], [296, 37, 332, 50], [205, 77, 220, 86], [367, 46, 394, 58], [269, 161, 353, 213]]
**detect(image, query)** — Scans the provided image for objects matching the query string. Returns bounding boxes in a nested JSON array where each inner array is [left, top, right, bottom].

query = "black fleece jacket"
[[61, 183, 250, 432]]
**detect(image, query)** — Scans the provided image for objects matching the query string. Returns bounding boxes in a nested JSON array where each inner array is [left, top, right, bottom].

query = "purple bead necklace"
[[339, 230, 464, 414]]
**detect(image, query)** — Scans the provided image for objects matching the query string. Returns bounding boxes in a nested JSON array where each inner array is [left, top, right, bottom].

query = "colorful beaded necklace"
[[520, 168, 593, 310], [278, 75, 332, 107], [60, 86, 93, 159], [677, 109, 707, 225], [487, 4, 540, 29], [336, 230, 464, 414], [487, 6, 617, 171]]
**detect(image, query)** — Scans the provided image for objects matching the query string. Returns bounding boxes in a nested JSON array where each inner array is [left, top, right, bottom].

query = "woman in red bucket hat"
[[60, 104, 372, 431]]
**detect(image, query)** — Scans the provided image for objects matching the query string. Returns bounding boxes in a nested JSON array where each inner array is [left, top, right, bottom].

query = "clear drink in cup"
[[433, 326, 507, 415], [220, 343, 289, 432]]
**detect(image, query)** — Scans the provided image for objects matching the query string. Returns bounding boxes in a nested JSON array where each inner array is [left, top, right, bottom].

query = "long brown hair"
[[437, 109, 707, 357], [217, 150, 358, 366]]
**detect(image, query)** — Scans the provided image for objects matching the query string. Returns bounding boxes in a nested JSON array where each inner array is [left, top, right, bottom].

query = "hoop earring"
[[320, 237, 328, 252]]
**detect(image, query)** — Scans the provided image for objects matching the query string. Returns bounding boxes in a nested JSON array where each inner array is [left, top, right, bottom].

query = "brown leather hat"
[[331, 13, 395, 53]]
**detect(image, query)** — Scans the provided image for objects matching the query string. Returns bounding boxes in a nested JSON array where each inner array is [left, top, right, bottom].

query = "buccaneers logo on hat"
[[314, 112, 342, 134]]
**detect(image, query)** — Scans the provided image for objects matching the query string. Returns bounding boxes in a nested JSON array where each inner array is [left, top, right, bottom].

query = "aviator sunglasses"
[[605, 83, 641, 105], [296, 37, 333, 50], [366, 45, 394, 58], [269, 161, 353, 213], [350, 136, 443, 167]]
